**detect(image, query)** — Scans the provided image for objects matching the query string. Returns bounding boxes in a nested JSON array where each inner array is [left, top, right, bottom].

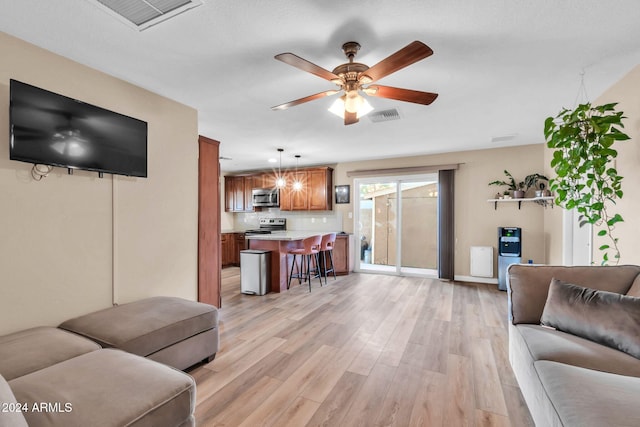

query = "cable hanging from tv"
[[31, 164, 53, 181]]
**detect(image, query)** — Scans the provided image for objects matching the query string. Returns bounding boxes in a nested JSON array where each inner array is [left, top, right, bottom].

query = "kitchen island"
[[246, 231, 351, 293]]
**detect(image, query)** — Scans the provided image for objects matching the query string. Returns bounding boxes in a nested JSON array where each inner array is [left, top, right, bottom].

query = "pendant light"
[[293, 155, 302, 191], [275, 148, 286, 188]]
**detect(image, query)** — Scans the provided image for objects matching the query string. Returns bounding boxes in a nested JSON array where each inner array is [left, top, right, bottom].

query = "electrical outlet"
[[348, 212, 353, 219], [322, 217, 327, 223], [311, 218, 315, 223]]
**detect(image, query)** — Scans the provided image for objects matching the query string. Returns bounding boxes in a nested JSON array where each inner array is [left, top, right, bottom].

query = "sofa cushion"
[[541, 279, 640, 359], [507, 264, 640, 324], [535, 360, 640, 427], [627, 274, 640, 297], [59, 296, 218, 357], [0, 327, 100, 381], [8, 349, 195, 427], [0, 373, 28, 427], [512, 324, 640, 377]]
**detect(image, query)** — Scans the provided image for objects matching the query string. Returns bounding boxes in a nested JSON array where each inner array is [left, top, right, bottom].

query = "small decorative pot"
[[535, 190, 543, 198], [542, 189, 551, 197], [513, 190, 525, 199]]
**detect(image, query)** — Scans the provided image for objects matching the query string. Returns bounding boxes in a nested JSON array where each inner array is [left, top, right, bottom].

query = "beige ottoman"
[[59, 296, 218, 370]]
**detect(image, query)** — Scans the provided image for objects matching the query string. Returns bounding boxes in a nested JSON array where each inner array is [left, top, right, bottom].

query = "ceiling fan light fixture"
[[344, 90, 363, 113], [363, 86, 378, 96], [328, 96, 373, 119]]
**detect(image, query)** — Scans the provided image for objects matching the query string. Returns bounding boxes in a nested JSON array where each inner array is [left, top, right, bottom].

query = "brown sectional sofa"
[[0, 327, 196, 427], [507, 264, 640, 427], [0, 296, 220, 427]]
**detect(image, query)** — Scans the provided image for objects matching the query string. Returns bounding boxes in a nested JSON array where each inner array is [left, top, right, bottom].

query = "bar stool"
[[320, 233, 337, 285], [287, 235, 323, 292]]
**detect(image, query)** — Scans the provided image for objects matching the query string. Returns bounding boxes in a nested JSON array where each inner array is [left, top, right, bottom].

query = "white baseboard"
[[454, 275, 498, 285]]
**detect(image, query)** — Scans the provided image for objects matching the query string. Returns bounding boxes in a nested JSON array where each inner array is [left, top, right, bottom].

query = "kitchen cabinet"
[[332, 234, 350, 275], [243, 176, 260, 211], [289, 171, 309, 210], [308, 168, 332, 210], [225, 167, 332, 212], [234, 233, 246, 264], [221, 233, 234, 267], [280, 167, 333, 211], [225, 175, 262, 212], [255, 172, 277, 189], [224, 175, 246, 212], [221, 232, 246, 267]]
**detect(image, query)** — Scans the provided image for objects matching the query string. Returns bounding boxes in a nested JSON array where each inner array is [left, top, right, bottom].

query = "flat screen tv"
[[9, 79, 148, 177]]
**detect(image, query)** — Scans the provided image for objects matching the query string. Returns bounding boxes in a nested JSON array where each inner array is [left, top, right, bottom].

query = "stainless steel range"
[[244, 218, 286, 235]]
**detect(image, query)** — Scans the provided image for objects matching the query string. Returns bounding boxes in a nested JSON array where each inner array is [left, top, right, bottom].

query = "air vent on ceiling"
[[368, 108, 401, 123], [92, 0, 202, 31], [491, 134, 518, 143]]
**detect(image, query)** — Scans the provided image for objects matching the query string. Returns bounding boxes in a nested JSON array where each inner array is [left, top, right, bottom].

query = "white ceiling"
[[2, 0, 640, 172]]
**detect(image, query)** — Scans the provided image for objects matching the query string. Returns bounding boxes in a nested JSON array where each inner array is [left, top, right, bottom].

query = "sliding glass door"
[[355, 174, 439, 276]]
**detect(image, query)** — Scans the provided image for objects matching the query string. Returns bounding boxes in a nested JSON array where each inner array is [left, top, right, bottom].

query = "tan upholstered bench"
[[59, 296, 218, 370]]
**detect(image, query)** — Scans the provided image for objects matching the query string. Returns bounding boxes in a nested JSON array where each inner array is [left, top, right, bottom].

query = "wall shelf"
[[487, 196, 554, 210]]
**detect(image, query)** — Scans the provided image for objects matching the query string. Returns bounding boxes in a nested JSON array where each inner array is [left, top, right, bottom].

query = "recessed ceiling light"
[[268, 158, 277, 163]]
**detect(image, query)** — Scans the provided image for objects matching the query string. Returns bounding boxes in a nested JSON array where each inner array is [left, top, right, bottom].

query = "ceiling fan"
[[271, 40, 438, 125]]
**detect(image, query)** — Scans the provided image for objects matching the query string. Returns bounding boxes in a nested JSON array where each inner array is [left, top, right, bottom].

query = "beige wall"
[[543, 146, 564, 264], [543, 64, 640, 266], [0, 32, 199, 335], [334, 144, 546, 278]]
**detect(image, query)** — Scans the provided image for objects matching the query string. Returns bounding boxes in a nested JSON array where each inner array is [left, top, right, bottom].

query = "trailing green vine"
[[544, 102, 630, 265]]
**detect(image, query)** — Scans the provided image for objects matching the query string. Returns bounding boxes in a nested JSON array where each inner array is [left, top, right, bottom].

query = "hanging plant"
[[544, 102, 630, 265]]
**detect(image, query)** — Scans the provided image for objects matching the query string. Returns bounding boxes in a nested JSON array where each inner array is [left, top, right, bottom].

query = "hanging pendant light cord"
[[276, 148, 284, 187]]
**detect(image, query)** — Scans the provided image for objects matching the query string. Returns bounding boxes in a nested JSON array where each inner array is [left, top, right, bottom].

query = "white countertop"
[[245, 231, 346, 241]]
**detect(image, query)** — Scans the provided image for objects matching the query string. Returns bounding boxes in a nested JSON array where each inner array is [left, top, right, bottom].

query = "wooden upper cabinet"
[[280, 167, 333, 211], [258, 172, 277, 189], [243, 175, 258, 211], [308, 168, 332, 210], [233, 177, 245, 211], [225, 175, 260, 212], [225, 167, 332, 212], [290, 170, 308, 210], [277, 171, 292, 211], [224, 175, 246, 212]]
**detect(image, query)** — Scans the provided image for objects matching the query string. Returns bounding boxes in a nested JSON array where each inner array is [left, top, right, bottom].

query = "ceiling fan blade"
[[271, 90, 340, 110], [275, 53, 340, 81], [366, 85, 438, 105], [363, 41, 433, 82], [344, 111, 359, 125]]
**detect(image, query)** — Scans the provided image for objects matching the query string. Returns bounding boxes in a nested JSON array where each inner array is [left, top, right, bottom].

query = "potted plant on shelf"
[[524, 173, 549, 197], [489, 170, 525, 198], [545, 102, 629, 265]]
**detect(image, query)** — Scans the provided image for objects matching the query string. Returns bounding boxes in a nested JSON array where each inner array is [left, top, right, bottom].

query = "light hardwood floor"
[[190, 268, 535, 427]]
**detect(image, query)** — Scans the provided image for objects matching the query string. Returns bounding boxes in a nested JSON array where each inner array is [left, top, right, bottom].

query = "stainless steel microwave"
[[252, 188, 279, 207]]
